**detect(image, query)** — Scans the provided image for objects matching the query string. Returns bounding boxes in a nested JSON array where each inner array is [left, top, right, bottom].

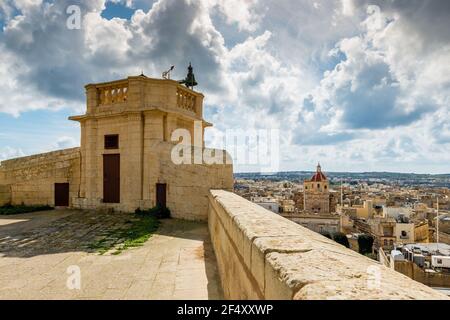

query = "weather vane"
[[162, 65, 174, 79]]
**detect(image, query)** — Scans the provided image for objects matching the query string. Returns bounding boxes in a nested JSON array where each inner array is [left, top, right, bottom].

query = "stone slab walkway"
[[0, 210, 223, 299]]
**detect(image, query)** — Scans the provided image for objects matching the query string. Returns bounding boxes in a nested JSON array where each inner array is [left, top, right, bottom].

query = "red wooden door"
[[103, 154, 120, 203]]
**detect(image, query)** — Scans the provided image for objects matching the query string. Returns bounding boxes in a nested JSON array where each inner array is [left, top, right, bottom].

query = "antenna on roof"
[[437, 196, 440, 253]]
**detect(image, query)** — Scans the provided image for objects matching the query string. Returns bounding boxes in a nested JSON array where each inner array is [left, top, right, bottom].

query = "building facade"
[[286, 214, 340, 234], [282, 164, 341, 234], [304, 164, 330, 214], [0, 74, 233, 220], [251, 197, 280, 213]]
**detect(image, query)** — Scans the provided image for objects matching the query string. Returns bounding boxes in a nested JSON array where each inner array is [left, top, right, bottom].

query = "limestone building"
[[0, 73, 233, 220], [304, 163, 330, 214], [282, 164, 341, 234]]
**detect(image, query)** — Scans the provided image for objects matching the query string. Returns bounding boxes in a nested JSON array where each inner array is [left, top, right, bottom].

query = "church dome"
[[310, 163, 327, 182]]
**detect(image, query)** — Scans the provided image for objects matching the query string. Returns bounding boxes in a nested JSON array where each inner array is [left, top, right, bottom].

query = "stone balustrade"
[[98, 83, 128, 105], [176, 87, 196, 112], [208, 190, 448, 300], [83, 77, 204, 118]]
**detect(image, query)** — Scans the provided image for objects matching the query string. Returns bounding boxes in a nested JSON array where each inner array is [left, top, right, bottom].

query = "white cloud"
[[208, 0, 262, 32], [0, 47, 83, 116], [108, 0, 134, 8], [299, 4, 449, 136], [1, 0, 450, 172], [341, 0, 355, 16], [54, 136, 77, 149], [0, 146, 25, 162]]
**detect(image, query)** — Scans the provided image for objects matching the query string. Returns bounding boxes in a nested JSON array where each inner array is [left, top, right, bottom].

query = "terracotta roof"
[[310, 171, 327, 182], [309, 163, 327, 182]]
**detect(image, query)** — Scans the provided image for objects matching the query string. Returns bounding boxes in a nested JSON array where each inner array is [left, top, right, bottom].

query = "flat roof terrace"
[[0, 210, 222, 299]]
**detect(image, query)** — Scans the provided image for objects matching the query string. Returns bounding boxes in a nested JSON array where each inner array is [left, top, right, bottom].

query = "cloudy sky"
[[0, 0, 449, 173]]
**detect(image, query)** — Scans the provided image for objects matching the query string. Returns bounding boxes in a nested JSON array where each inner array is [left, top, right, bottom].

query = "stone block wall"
[[0, 184, 11, 206], [149, 142, 233, 220], [72, 141, 233, 220], [395, 260, 450, 288], [208, 190, 448, 300], [0, 148, 81, 206]]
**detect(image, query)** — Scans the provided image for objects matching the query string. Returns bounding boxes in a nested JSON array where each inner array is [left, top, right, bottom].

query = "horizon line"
[[233, 170, 450, 176]]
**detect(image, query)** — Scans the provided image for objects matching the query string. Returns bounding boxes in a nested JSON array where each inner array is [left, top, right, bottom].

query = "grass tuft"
[[88, 214, 160, 255]]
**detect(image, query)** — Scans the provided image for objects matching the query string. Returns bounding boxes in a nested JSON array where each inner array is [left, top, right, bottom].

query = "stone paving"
[[0, 209, 223, 299]]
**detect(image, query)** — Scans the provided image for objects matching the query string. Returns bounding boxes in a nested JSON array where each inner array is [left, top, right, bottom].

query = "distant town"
[[235, 164, 450, 294], [235, 171, 450, 188]]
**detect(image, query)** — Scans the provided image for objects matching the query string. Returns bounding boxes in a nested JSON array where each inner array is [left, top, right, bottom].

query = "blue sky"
[[101, 1, 135, 20], [0, 109, 79, 155], [0, 0, 449, 174]]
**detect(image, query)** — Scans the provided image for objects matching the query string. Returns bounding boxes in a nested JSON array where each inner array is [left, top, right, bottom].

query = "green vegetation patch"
[[0, 204, 54, 215], [135, 205, 171, 219], [88, 213, 160, 255]]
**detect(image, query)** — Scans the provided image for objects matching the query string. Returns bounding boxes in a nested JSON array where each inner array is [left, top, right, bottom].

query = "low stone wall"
[[0, 148, 81, 206], [378, 248, 391, 268], [395, 260, 450, 289], [0, 184, 11, 206], [208, 190, 448, 300]]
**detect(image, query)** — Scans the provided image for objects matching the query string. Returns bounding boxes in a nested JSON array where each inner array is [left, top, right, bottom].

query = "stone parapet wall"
[[0, 148, 81, 206], [208, 190, 448, 300], [0, 148, 79, 169]]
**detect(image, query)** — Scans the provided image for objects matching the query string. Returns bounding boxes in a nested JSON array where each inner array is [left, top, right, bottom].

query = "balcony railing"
[[176, 87, 196, 113], [98, 84, 128, 106]]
